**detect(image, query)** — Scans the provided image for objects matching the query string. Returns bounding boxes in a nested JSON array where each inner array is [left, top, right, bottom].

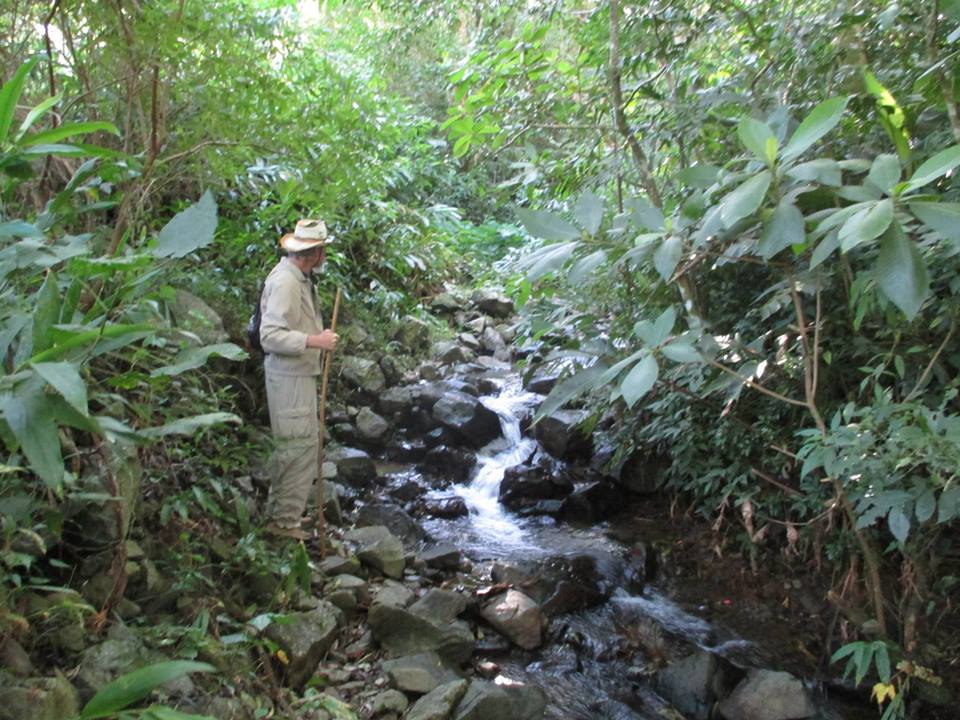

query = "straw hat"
[[279, 219, 334, 253]]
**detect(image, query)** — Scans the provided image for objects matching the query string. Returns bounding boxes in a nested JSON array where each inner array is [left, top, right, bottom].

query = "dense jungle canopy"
[[1, 1, 960, 719]]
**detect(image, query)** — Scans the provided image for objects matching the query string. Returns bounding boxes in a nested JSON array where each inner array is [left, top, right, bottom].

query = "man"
[[259, 218, 338, 540]]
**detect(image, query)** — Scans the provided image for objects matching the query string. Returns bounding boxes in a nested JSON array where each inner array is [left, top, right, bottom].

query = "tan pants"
[[265, 371, 319, 527]]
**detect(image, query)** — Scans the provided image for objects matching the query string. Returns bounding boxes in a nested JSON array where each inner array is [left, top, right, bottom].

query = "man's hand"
[[307, 329, 338, 351]]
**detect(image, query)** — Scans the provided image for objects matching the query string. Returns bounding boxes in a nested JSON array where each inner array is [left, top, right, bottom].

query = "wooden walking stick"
[[315, 288, 341, 557]]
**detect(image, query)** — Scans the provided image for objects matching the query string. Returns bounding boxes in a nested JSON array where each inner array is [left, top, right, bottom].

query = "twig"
[[315, 289, 342, 558], [706, 358, 809, 408], [905, 319, 957, 401], [750, 466, 800, 496]]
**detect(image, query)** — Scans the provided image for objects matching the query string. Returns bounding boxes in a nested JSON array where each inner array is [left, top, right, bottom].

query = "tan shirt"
[[260, 257, 325, 376]]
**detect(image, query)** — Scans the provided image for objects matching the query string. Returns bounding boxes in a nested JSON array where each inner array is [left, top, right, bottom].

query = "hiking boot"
[[265, 522, 308, 541]]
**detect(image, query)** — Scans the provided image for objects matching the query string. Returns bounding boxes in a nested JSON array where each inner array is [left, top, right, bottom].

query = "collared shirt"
[[260, 257, 325, 376]]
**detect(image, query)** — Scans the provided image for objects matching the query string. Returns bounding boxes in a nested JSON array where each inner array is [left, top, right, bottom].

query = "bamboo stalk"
[[315, 288, 342, 557]]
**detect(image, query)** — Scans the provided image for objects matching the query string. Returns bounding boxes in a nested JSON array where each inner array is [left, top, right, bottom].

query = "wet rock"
[[393, 316, 432, 351], [332, 422, 357, 443], [387, 439, 428, 463], [496, 324, 516, 343], [342, 356, 387, 394], [432, 391, 501, 449], [514, 499, 564, 517], [470, 289, 514, 318], [327, 446, 377, 488], [477, 378, 501, 395], [479, 326, 507, 357], [344, 526, 406, 579], [479, 590, 542, 650], [382, 651, 462, 694], [433, 341, 476, 365], [368, 603, 475, 663], [379, 386, 417, 415], [524, 373, 557, 394], [380, 355, 402, 388], [372, 688, 409, 715], [420, 362, 443, 381], [492, 553, 613, 617], [266, 601, 344, 689], [0, 672, 78, 720], [452, 680, 545, 720], [498, 464, 573, 511], [718, 670, 816, 720], [407, 679, 470, 720], [419, 544, 462, 570], [422, 495, 468, 519], [411, 589, 470, 623], [560, 481, 626, 523], [533, 409, 592, 460], [422, 446, 477, 483], [459, 332, 481, 352], [356, 503, 426, 546], [600, 449, 669, 495], [656, 650, 726, 720], [356, 407, 390, 445], [389, 478, 427, 503]]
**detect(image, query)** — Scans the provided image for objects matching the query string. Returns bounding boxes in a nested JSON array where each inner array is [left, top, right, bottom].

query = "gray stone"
[[344, 526, 405, 579], [77, 624, 147, 691], [422, 446, 477, 484], [419, 544, 462, 570], [459, 332, 481, 352], [394, 315, 432, 351], [479, 590, 542, 650], [319, 554, 362, 576], [265, 601, 344, 689], [498, 463, 573, 511], [356, 503, 426, 546], [718, 669, 816, 720], [560, 481, 626, 524], [479, 327, 506, 355], [372, 688, 409, 715], [170, 289, 228, 344], [525, 373, 557, 394], [356, 407, 390, 444], [433, 341, 476, 365], [380, 355, 402, 387], [0, 639, 33, 676], [431, 293, 463, 313], [420, 362, 443, 381], [470, 289, 514, 318], [342, 356, 387, 394], [422, 495, 469, 519], [0, 672, 78, 720], [432, 391, 501, 449], [326, 446, 376, 488], [406, 679, 470, 720], [379, 386, 416, 415], [656, 651, 723, 720], [410, 589, 470, 624], [368, 603, 475, 663], [381, 651, 462, 694], [372, 579, 415, 608], [533, 409, 592, 460], [451, 681, 512, 720]]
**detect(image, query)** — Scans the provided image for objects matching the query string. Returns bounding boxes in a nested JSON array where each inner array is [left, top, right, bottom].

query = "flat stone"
[[410, 589, 470, 624], [406, 679, 470, 720], [372, 688, 409, 715], [419, 544, 462, 570], [344, 526, 405, 579], [265, 601, 344, 688], [479, 590, 542, 650], [718, 669, 816, 720], [368, 603, 475, 664], [372, 579, 415, 608], [381, 651, 462, 694]]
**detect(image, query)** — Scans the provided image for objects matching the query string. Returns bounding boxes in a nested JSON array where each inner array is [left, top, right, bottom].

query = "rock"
[[319, 554, 362, 576], [380, 355, 402, 387], [479, 327, 506, 356], [394, 315, 432, 351], [372, 688, 409, 715], [419, 362, 443, 381], [419, 544, 462, 570], [498, 464, 573, 511], [66, 441, 141, 551], [422, 446, 477, 484], [477, 378, 501, 395], [0, 639, 33, 676], [356, 407, 391, 445], [332, 422, 357, 443], [372, 579, 416, 609], [406, 679, 470, 720], [433, 341, 476, 365], [560, 481, 626, 524], [77, 624, 147, 691], [718, 670, 816, 720], [496, 324, 516, 343], [533, 409, 592, 460], [323, 574, 370, 611], [265, 601, 344, 688], [382, 651, 462, 694], [326, 446, 377, 488], [432, 391, 501, 449], [410, 589, 470, 623], [356, 503, 426, 546], [491, 553, 613, 617], [342, 324, 370, 349], [388, 439, 428, 463], [452, 680, 545, 720], [0, 672, 78, 720], [459, 333, 481, 352], [422, 495, 468, 519], [479, 590, 542, 650], [368, 603, 475, 663], [342, 356, 387, 394], [470, 289, 514, 318], [524, 373, 557, 394], [344, 526, 406, 579], [656, 651, 726, 720], [169, 289, 228, 344], [379, 386, 417, 415], [431, 293, 463, 313]]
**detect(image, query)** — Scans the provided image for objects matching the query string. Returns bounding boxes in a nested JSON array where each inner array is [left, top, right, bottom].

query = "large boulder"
[[718, 670, 816, 720], [368, 603, 475, 664], [433, 341, 475, 366], [421, 446, 477, 485], [343, 526, 405, 579], [432, 391, 501, 449], [533, 409, 592, 460], [422, 495, 469, 519], [355, 407, 390, 445], [341, 356, 386, 394], [656, 650, 727, 720], [381, 651, 462, 694], [393, 315, 432, 351], [452, 680, 545, 720], [431, 293, 464, 313], [265, 601, 344, 689], [560, 481, 626, 524], [356, 503, 426, 546], [0, 672, 78, 720], [169, 289, 228, 344], [410, 589, 471, 623], [326, 446, 376, 488], [498, 463, 573, 511], [595, 447, 669, 495], [479, 590, 542, 650], [406, 679, 470, 720], [470, 289, 514, 318], [492, 552, 616, 617], [379, 386, 417, 416]]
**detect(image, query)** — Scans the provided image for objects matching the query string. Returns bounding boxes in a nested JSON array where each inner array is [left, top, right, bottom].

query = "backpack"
[[246, 282, 266, 353]]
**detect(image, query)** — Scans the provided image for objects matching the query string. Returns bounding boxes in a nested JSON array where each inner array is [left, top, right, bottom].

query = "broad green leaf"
[[677, 164, 720, 189], [908, 201, 960, 246], [661, 342, 700, 363], [139, 412, 241, 439], [865, 154, 900, 194], [0, 58, 39, 145], [620, 354, 658, 408], [874, 644, 891, 682], [32, 270, 61, 354], [138, 707, 216, 720], [939, 486, 960, 523], [154, 191, 218, 259], [888, 507, 910, 543], [151, 343, 248, 377], [719, 170, 772, 227], [567, 250, 607, 285], [810, 230, 840, 270], [758, 199, 805, 258], [32, 362, 88, 416], [626, 196, 665, 231], [14, 93, 61, 141], [902, 145, 960, 193], [516, 208, 581, 241], [875, 223, 930, 320], [0, 220, 43, 238], [738, 117, 777, 164], [20, 121, 120, 147], [80, 661, 215, 719], [573, 190, 603, 235], [782, 96, 849, 161], [839, 199, 893, 252], [0, 376, 64, 489], [786, 158, 842, 186], [533, 363, 607, 421], [524, 241, 578, 281], [653, 235, 683, 281], [652, 307, 676, 346], [915, 489, 936, 523]]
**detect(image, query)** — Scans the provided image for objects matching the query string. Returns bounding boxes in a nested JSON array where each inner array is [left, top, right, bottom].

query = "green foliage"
[[78, 661, 215, 720]]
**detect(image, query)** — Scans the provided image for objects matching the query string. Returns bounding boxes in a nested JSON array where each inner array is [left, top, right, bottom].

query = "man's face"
[[308, 246, 326, 272]]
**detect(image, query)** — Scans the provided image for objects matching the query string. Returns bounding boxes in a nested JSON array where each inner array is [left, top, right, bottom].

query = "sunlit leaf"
[[139, 412, 241, 439], [620, 354, 658, 408], [80, 661, 215, 719], [151, 343, 247, 377], [653, 235, 683, 281], [154, 191, 218, 259], [865, 154, 900, 194], [567, 250, 607, 285], [32, 362, 88, 416], [719, 170, 771, 227], [516, 208, 581, 241], [0, 57, 39, 145], [20, 121, 120, 147], [839, 199, 893, 252], [626, 196, 665, 231], [758, 199, 805, 258], [573, 190, 603, 235], [902, 145, 960, 193], [738, 117, 777, 164], [533, 363, 607, 421], [661, 341, 700, 363], [908, 201, 960, 246], [782, 96, 849, 161]]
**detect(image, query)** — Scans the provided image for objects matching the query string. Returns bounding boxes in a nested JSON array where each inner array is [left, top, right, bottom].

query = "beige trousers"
[[265, 371, 319, 527]]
